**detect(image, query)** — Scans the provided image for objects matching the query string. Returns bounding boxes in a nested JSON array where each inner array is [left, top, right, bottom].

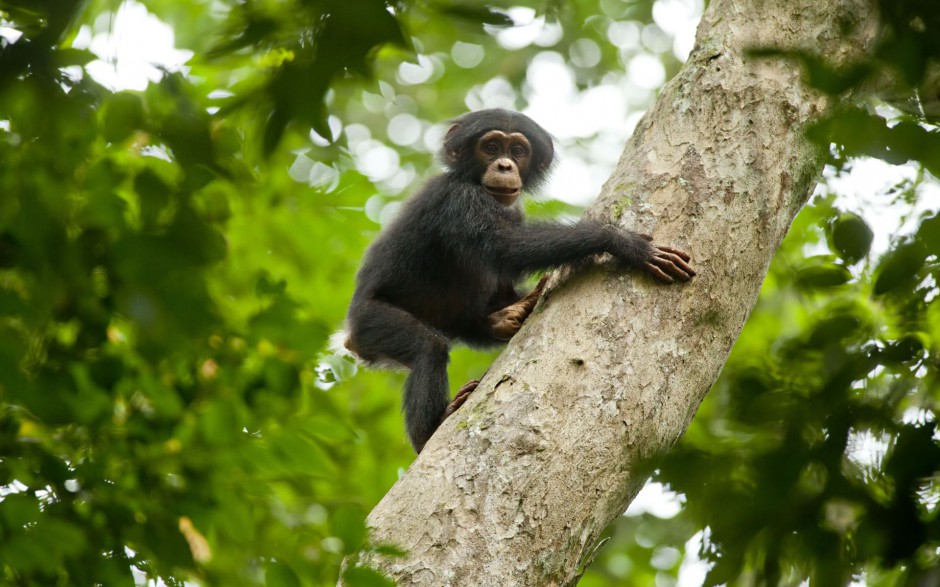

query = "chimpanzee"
[[342, 108, 694, 453]]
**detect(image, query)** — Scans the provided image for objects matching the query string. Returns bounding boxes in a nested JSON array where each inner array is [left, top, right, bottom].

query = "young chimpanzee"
[[342, 108, 694, 453]]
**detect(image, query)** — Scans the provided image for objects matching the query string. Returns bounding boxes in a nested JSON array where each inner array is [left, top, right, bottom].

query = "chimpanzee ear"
[[538, 140, 555, 171], [444, 123, 462, 164]]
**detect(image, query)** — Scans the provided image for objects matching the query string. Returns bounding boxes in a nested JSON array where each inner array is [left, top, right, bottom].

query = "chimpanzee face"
[[474, 130, 532, 206]]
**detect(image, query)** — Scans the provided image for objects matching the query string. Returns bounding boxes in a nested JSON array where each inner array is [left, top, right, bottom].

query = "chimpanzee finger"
[[654, 251, 696, 277], [517, 274, 549, 311], [443, 379, 480, 419], [532, 274, 550, 293], [652, 255, 693, 281], [655, 245, 692, 262], [644, 261, 674, 283]]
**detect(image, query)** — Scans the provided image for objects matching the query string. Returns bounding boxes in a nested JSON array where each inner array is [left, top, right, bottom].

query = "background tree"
[[0, 0, 937, 586]]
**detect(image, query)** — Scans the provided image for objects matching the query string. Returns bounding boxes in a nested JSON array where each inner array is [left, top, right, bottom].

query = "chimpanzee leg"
[[403, 338, 451, 452], [488, 275, 549, 340], [347, 299, 451, 452]]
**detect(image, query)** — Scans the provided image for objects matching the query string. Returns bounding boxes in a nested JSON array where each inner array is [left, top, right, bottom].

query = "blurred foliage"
[[0, 0, 939, 585], [625, 190, 940, 587]]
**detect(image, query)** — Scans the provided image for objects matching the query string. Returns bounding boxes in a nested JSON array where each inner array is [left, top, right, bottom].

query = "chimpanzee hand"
[[638, 233, 695, 283]]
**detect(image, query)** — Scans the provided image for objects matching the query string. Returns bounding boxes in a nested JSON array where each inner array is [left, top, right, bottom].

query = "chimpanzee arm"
[[498, 221, 694, 282]]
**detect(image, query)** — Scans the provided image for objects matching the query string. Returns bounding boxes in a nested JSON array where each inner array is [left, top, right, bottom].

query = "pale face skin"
[[474, 130, 532, 206]]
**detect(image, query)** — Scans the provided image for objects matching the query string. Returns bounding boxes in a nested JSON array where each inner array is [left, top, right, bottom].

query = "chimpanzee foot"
[[442, 379, 480, 420]]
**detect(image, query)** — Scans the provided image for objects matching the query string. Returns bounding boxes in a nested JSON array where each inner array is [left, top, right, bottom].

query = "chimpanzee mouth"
[[484, 185, 521, 204]]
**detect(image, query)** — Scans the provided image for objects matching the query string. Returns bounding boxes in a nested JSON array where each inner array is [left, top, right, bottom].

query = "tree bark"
[[343, 0, 878, 584]]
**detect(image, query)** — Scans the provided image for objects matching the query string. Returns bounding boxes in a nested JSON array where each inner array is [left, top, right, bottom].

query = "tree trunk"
[[343, 0, 877, 584]]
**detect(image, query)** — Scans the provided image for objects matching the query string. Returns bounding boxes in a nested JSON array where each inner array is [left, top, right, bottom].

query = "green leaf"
[[0, 493, 42, 528], [266, 561, 302, 587], [100, 92, 145, 144], [829, 213, 873, 264], [432, 3, 514, 26], [796, 263, 852, 288], [877, 33, 928, 87], [332, 505, 367, 553], [343, 566, 397, 587], [808, 313, 863, 347], [54, 47, 96, 67], [917, 212, 940, 254], [256, 274, 288, 296], [879, 335, 925, 364], [200, 400, 241, 446], [134, 168, 173, 228], [872, 242, 926, 296]]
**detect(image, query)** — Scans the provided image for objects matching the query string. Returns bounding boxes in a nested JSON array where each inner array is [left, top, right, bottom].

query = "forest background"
[[1, 0, 939, 585]]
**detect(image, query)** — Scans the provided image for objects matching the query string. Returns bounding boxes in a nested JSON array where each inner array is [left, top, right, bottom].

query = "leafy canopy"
[[1, 0, 940, 585]]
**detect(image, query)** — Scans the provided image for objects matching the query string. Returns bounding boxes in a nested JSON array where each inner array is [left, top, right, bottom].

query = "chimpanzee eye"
[[511, 145, 527, 158], [484, 142, 499, 154]]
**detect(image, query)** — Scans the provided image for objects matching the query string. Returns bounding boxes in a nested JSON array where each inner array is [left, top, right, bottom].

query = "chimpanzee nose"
[[497, 159, 513, 171]]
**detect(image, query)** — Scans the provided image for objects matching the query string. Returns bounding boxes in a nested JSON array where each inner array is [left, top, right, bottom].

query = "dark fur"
[[345, 108, 690, 453]]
